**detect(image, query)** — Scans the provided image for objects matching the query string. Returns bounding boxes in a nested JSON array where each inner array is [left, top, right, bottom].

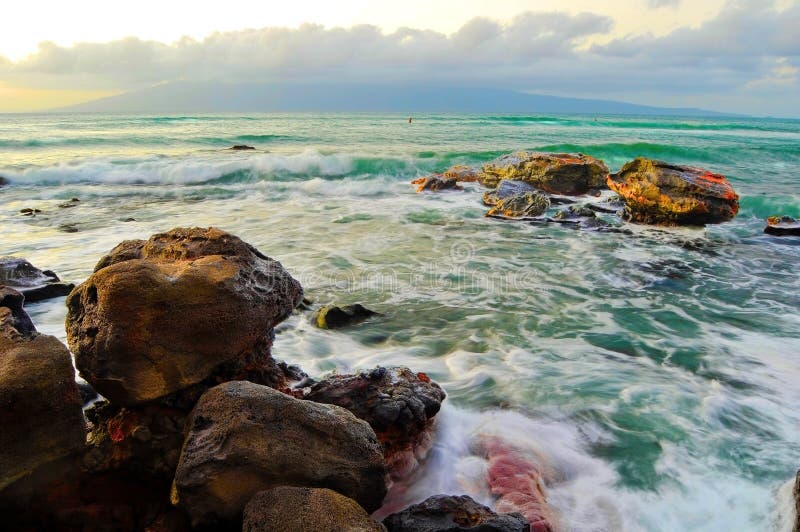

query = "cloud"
[[647, 0, 681, 8], [0, 1, 798, 115]]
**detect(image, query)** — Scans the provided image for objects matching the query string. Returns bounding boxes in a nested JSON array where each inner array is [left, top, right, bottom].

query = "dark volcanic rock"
[[66, 227, 303, 406], [230, 144, 255, 150], [607, 158, 739, 225], [77, 381, 99, 406], [482, 180, 540, 207], [0, 257, 74, 302], [765, 216, 800, 236], [486, 192, 550, 219], [479, 152, 609, 194], [58, 198, 81, 209], [0, 176, 8, 186], [314, 303, 380, 329], [412, 175, 464, 192], [172, 381, 387, 527], [383, 494, 530, 532], [242, 487, 386, 532], [0, 305, 86, 494], [306, 367, 445, 479]]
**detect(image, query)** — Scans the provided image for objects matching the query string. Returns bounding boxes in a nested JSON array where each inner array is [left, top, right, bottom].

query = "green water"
[[1, 113, 799, 530]]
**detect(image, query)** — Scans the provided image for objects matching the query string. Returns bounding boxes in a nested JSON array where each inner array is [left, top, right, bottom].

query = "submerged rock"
[[243, 487, 385, 532], [230, 144, 255, 150], [66, 227, 303, 406], [479, 152, 609, 195], [486, 192, 550, 219], [58, 198, 81, 209], [306, 367, 446, 479], [0, 257, 74, 302], [314, 303, 380, 329], [607, 158, 739, 225], [0, 176, 8, 186], [383, 494, 530, 532], [0, 301, 86, 495], [412, 175, 463, 192], [172, 381, 387, 527], [20, 208, 42, 216], [765, 216, 800, 236]]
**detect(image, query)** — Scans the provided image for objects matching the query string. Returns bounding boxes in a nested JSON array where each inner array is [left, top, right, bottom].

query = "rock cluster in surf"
[[0, 227, 549, 531], [414, 152, 744, 227]]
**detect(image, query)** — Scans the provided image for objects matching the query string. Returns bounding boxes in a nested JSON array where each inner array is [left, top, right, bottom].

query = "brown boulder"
[[443, 165, 480, 182], [607, 158, 739, 225], [306, 367, 445, 479], [486, 193, 550, 219], [479, 152, 609, 194], [66, 227, 303, 406], [382, 494, 530, 532], [172, 381, 387, 527], [0, 295, 86, 493], [242, 487, 385, 532], [411, 175, 463, 192]]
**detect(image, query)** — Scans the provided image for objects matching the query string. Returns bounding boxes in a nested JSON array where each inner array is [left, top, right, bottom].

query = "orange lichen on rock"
[[607, 157, 739, 225]]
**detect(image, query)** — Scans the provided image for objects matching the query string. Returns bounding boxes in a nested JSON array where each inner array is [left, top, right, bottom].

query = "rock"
[[382, 494, 530, 532], [314, 304, 380, 329], [549, 206, 610, 230], [482, 180, 540, 207], [0, 287, 36, 337], [306, 367, 445, 479], [486, 193, 550, 219], [607, 158, 739, 225], [0, 307, 86, 494], [479, 152, 609, 195], [20, 208, 42, 216], [765, 216, 800, 236], [58, 223, 79, 233], [793, 470, 800, 532], [242, 487, 386, 532], [0, 257, 75, 302], [230, 145, 256, 150], [0, 176, 8, 186], [442, 165, 480, 182], [77, 381, 99, 406], [66, 227, 303, 406], [412, 175, 463, 192], [58, 198, 81, 209], [172, 381, 387, 527]]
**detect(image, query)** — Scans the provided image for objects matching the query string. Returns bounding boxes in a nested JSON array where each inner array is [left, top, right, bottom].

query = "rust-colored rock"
[[243, 487, 385, 532], [383, 494, 530, 532], [0, 293, 86, 494], [411, 175, 463, 192], [443, 165, 480, 182], [479, 152, 609, 194], [172, 381, 387, 527], [66, 227, 303, 406], [607, 158, 739, 225]]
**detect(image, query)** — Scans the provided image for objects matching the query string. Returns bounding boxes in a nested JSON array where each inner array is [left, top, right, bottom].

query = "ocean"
[[1, 112, 799, 530]]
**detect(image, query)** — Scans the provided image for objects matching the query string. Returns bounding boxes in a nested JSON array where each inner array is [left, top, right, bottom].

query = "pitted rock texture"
[[479, 152, 609, 194]]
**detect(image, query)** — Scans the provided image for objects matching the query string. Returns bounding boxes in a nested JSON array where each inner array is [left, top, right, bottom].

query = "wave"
[[0, 134, 305, 149]]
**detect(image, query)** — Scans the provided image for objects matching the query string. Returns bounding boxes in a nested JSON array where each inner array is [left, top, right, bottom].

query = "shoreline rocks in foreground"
[[382, 494, 530, 532], [0, 257, 75, 302]]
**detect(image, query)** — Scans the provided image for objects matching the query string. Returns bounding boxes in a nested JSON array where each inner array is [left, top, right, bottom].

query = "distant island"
[[55, 82, 736, 117]]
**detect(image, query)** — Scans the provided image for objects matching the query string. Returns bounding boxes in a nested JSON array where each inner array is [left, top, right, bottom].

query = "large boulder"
[[242, 487, 385, 532], [172, 381, 387, 527], [66, 227, 303, 406], [383, 494, 530, 532], [306, 367, 445, 479], [486, 193, 550, 219], [0, 291, 86, 493], [607, 158, 739, 225], [0, 257, 74, 302], [478, 152, 609, 194]]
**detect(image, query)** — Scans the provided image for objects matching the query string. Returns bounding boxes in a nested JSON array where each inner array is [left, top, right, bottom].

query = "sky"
[[0, 0, 798, 115]]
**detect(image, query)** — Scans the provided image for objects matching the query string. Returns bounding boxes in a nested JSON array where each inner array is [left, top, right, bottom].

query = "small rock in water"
[[58, 198, 80, 209], [486, 192, 550, 219], [411, 175, 463, 192], [0, 176, 8, 186], [383, 494, 530, 532], [315, 303, 380, 329], [765, 216, 800, 236], [553, 205, 597, 220], [0, 257, 74, 302], [121, 217, 136, 222], [20, 208, 42, 216], [229, 144, 256, 150], [58, 223, 79, 233], [243, 487, 385, 532]]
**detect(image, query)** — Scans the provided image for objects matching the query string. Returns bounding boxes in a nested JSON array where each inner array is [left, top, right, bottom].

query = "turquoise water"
[[1, 113, 799, 530]]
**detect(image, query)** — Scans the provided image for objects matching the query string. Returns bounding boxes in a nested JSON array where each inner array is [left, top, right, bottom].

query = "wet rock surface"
[[0, 175, 8, 186], [314, 303, 380, 329], [442, 165, 481, 182], [0, 287, 36, 336], [482, 180, 540, 207], [230, 145, 255, 150], [794, 470, 800, 532], [412, 175, 464, 192], [242, 487, 386, 532], [607, 158, 739, 225], [172, 380, 387, 527], [0, 257, 75, 302], [306, 367, 445, 478], [66, 227, 303, 405], [765, 216, 800, 236], [479, 152, 609, 194], [486, 192, 550, 219], [382, 494, 530, 532]]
